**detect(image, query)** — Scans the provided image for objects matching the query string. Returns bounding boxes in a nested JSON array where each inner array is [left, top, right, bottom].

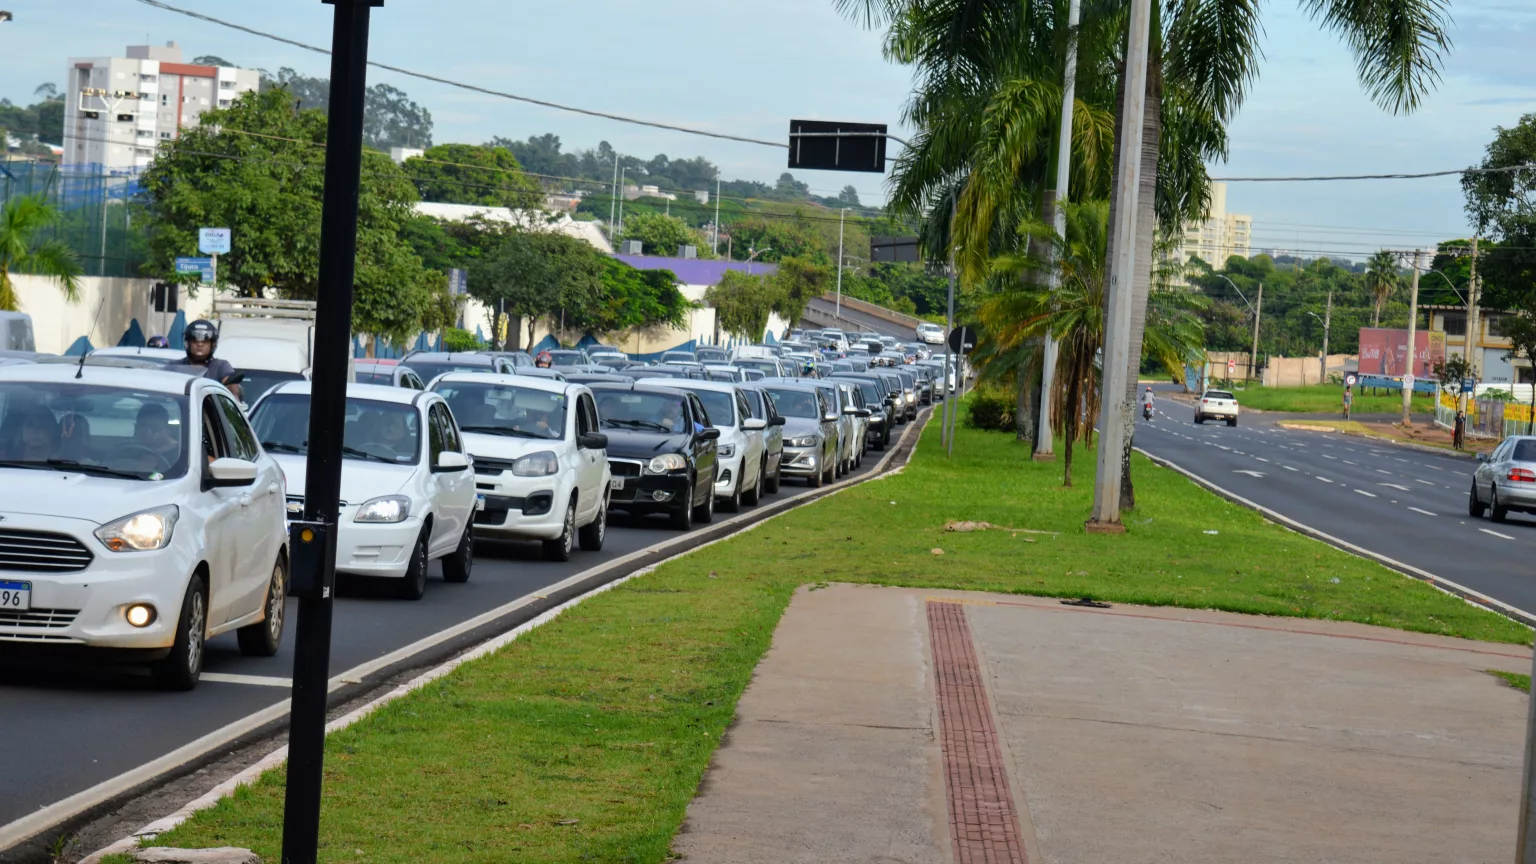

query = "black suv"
[[589, 383, 721, 529]]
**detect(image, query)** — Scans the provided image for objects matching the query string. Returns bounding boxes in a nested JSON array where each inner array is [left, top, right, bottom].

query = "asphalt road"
[[0, 433, 907, 838], [803, 297, 918, 340], [1133, 398, 1536, 613]]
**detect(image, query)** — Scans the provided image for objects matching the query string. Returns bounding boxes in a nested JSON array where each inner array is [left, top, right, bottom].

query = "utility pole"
[[1249, 282, 1263, 385], [1466, 235, 1481, 380], [1035, 0, 1081, 462], [607, 152, 619, 240], [836, 207, 848, 316], [1319, 290, 1332, 385], [282, 2, 378, 863], [616, 167, 627, 238], [1403, 249, 1422, 426], [712, 177, 721, 255], [1088, 0, 1152, 532], [941, 195, 957, 452]]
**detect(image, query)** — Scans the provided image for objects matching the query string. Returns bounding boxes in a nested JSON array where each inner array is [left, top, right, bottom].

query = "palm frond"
[[1300, 0, 1451, 114]]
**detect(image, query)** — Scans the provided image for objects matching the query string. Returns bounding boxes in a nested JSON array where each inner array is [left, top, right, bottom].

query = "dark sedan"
[[590, 383, 721, 529]]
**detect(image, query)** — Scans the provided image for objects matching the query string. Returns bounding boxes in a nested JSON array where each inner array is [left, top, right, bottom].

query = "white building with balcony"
[[1165, 182, 1253, 286]]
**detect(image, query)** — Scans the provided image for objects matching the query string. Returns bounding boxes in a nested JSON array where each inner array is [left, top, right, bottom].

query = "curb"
[[68, 410, 936, 864], [1135, 446, 1536, 631]]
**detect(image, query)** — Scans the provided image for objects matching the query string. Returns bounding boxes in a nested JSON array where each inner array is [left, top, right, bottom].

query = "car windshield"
[[679, 389, 734, 426], [433, 380, 567, 441], [595, 390, 692, 434], [696, 348, 728, 361], [735, 360, 779, 376], [1206, 391, 1235, 400], [662, 353, 696, 364], [764, 388, 821, 419], [405, 360, 494, 381], [548, 352, 585, 366], [0, 382, 190, 480], [250, 394, 421, 464], [240, 369, 306, 403]]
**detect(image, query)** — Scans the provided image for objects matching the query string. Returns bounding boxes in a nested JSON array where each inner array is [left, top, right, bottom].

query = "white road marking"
[[1378, 483, 1412, 491], [1354, 489, 1377, 498], [1376, 469, 1393, 475], [1481, 528, 1517, 540], [1427, 465, 1442, 471], [1255, 457, 1270, 463], [1284, 465, 1298, 472], [199, 673, 293, 688], [1322, 454, 1338, 460], [1218, 445, 1231, 450], [1415, 479, 1436, 486], [1317, 476, 1335, 483], [1409, 507, 1437, 516], [1343, 460, 1358, 465], [1233, 470, 1266, 478]]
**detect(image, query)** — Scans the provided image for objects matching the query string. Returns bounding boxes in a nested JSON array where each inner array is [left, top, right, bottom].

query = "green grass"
[[1235, 384, 1433, 414], [150, 412, 1529, 863], [1489, 670, 1531, 692]]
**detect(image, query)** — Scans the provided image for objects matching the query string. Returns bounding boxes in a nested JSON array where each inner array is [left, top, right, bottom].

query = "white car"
[[431, 373, 611, 561], [637, 378, 768, 512], [0, 364, 289, 689], [249, 382, 477, 600], [916, 322, 946, 344], [1194, 389, 1240, 427]]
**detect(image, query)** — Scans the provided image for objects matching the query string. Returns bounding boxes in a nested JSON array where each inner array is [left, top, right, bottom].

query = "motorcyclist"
[[146, 335, 170, 348], [1142, 387, 1155, 419], [535, 350, 553, 369], [178, 319, 242, 401]]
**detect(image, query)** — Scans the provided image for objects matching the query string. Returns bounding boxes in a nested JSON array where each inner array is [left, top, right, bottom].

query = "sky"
[[1, 0, 1531, 261]]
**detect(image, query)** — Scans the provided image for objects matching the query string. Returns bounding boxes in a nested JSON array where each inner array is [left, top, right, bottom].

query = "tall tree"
[[403, 144, 542, 209], [1364, 249, 1400, 326], [466, 230, 605, 348], [1464, 114, 1536, 307], [257, 67, 434, 150], [707, 270, 777, 341], [0, 194, 82, 312], [769, 255, 832, 325], [618, 212, 708, 257]]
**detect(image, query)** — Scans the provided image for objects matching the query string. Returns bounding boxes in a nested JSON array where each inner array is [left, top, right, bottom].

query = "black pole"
[[281, 3, 379, 863]]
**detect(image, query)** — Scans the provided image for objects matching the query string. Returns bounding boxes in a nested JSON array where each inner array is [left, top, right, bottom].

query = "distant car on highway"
[[354, 362, 426, 390], [1470, 435, 1536, 523], [1194, 390, 1240, 426], [916, 322, 945, 344]]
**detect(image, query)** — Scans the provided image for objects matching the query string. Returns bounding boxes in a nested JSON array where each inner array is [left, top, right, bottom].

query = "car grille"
[[0, 529, 94, 573], [0, 607, 79, 629], [473, 457, 518, 476], [609, 458, 644, 477]]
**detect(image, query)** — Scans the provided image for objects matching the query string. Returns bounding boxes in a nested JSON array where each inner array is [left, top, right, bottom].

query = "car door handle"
[[266, 483, 280, 497], [238, 495, 253, 508]]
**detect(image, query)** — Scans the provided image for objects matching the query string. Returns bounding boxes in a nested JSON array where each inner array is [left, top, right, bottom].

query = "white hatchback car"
[[431, 373, 611, 561], [637, 378, 767, 512], [249, 382, 477, 600], [0, 364, 289, 690]]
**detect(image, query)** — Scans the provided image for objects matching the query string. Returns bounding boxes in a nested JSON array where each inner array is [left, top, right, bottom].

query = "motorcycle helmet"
[[146, 335, 170, 348]]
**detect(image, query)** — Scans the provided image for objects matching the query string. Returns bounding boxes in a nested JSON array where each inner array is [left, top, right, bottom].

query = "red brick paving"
[[927, 600, 1029, 864]]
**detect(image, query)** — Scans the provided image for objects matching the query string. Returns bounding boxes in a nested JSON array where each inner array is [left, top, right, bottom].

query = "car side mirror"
[[843, 406, 860, 415], [206, 457, 257, 488], [824, 413, 839, 423], [742, 418, 767, 431], [770, 416, 787, 427], [434, 451, 470, 473], [856, 409, 872, 418], [578, 432, 608, 450], [698, 427, 722, 441]]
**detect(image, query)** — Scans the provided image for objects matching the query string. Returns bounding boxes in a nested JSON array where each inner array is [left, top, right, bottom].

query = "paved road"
[[803, 297, 917, 340], [1133, 399, 1536, 613], [0, 431, 910, 839]]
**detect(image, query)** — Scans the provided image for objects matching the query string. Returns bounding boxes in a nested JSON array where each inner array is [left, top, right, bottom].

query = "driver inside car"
[[131, 403, 181, 469]]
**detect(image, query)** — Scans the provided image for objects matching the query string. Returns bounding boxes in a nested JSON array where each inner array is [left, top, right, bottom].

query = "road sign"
[[1402, 373, 1415, 389], [1346, 374, 1357, 388], [175, 256, 214, 284], [947, 325, 978, 355], [788, 119, 888, 174], [1462, 377, 1476, 394], [1227, 359, 1236, 375], [871, 236, 920, 263], [198, 227, 231, 255]]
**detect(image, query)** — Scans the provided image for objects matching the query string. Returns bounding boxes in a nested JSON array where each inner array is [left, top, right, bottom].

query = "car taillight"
[[1510, 468, 1536, 483], [1202, 399, 1210, 404]]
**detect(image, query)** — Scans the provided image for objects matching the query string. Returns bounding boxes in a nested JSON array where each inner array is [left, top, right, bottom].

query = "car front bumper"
[[607, 468, 694, 513], [714, 451, 745, 497], [333, 513, 427, 577], [472, 473, 568, 541], [781, 446, 824, 477]]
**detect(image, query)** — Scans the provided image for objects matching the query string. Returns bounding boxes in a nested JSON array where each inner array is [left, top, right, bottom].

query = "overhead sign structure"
[[947, 325, 978, 355], [871, 236, 920, 263], [788, 119, 888, 174], [198, 227, 232, 255], [175, 256, 214, 284]]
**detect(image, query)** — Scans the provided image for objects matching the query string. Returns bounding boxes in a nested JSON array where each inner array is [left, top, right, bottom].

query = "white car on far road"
[[249, 382, 477, 600], [638, 378, 768, 512], [1194, 389, 1240, 427], [431, 373, 611, 561], [916, 322, 946, 344], [0, 364, 289, 690]]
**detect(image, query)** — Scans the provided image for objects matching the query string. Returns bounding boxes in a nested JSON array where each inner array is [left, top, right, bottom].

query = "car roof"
[[90, 346, 186, 360], [587, 381, 694, 399], [431, 370, 577, 395], [266, 380, 426, 405], [404, 352, 496, 364], [0, 362, 200, 393]]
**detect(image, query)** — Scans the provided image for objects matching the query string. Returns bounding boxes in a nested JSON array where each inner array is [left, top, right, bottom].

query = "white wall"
[[13, 274, 215, 354]]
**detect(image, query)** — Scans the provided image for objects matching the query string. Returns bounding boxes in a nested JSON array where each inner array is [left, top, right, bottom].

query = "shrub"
[[442, 327, 484, 352], [965, 388, 1016, 432]]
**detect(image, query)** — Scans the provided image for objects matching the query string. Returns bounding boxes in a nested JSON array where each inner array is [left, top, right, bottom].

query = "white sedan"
[[916, 322, 946, 344], [431, 373, 611, 561], [637, 378, 768, 512], [0, 364, 289, 690], [249, 382, 477, 600]]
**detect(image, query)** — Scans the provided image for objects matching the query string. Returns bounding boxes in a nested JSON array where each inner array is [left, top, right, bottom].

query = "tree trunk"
[[365, 334, 377, 359], [1119, 57, 1163, 510], [1015, 342, 1037, 445]]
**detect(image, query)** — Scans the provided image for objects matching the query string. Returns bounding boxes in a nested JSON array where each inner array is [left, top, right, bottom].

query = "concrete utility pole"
[[1249, 282, 1263, 384], [1466, 235, 1481, 380], [712, 177, 721, 255], [1035, 0, 1081, 462], [608, 152, 619, 240], [1320, 290, 1332, 384], [836, 207, 849, 316], [1088, 0, 1152, 531], [616, 167, 627, 237], [942, 196, 958, 452], [1403, 250, 1422, 426]]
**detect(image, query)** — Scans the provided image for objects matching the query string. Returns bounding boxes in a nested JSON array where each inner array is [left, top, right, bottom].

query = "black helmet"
[[146, 335, 169, 348], [184, 319, 218, 345]]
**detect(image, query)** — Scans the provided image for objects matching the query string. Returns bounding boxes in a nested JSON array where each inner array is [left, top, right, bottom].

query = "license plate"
[[475, 494, 486, 512], [610, 477, 625, 491], [0, 581, 31, 612]]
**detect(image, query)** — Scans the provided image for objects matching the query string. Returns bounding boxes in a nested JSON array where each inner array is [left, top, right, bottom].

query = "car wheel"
[[442, 522, 473, 583], [694, 476, 716, 523], [1469, 480, 1487, 518], [1194, 414, 1203, 425], [396, 529, 429, 600], [670, 476, 696, 530], [823, 460, 835, 486], [743, 460, 763, 506], [765, 458, 781, 494], [1227, 416, 1237, 427], [579, 495, 608, 551], [152, 576, 207, 691], [720, 472, 742, 512], [1491, 485, 1509, 523], [237, 557, 287, 657], [543, 498, 577, 561]]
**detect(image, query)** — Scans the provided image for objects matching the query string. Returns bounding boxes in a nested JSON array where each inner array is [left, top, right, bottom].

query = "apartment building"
[[63, 42, 259, 174], [1165, 182, 1253, 286]]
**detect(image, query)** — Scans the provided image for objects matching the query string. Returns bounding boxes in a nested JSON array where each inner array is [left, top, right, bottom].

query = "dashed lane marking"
[[1355, 489, 1377, 498], [1481, 528, 1517, 540], [1409, 507, 1437, 516]]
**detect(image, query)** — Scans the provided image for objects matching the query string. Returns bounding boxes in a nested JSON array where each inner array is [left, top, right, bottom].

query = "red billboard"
[[1357, 328, 1442, 378]]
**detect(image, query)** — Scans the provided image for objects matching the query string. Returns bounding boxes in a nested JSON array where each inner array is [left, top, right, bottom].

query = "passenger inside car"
[[0, 405, 59, 461]]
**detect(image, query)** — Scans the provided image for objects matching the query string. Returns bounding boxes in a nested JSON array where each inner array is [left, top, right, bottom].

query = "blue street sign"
[[1462, 377, 1477, 394], [175, 256, 214, 284], [198, 227, 231, 255]]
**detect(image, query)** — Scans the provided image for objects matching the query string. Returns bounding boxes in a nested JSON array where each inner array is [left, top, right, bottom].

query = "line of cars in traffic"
[[0, 334, 956, 690]]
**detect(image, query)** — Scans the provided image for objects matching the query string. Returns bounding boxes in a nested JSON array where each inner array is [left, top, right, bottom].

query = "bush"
[[965, 388, 1016, 432], [441, 327, 484, 352]]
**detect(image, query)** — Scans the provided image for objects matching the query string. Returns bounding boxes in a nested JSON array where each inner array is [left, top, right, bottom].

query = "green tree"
[[256, 67, 433, 150], [725, 216, 827, 264], [574, 258, 692, 333], [1364, 249, 1401, 327], [403, 143, 542, 209], [1464, 115, 1536, 309], [769, 255, 831, 326], [707, 270, 777, 341], [467, 230, 605, 349], [1502, 315, 1536, 434], [618, 212, 708, 257], [0, 194, 83, 312]]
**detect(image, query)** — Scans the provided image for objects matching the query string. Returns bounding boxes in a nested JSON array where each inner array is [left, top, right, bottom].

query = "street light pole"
[[1320, 290, 1332, 384], [836, 207, 849, 316], [608, 152, 619, 240], [282, 3, 378, 863], [942, 196, 957, 452], [712, 177, 721, 255], [1036, 0, 1082, 462], [1249, 282, 1263, 385], [1403, 250, 1422, 426], [616, 167, 627, 238]]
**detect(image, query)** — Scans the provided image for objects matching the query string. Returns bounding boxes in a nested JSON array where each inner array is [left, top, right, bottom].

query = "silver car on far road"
[[1470, 435, 1536, 523]]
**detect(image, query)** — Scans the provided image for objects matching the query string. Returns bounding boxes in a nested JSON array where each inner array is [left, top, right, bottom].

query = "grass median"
[[148, 409, 1529, 863], [1235, 384, 1432, 414]]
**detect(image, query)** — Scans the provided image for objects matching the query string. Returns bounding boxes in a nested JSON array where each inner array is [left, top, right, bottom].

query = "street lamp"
[[836, 207, 851, 316], [745, 246, 771, 276]]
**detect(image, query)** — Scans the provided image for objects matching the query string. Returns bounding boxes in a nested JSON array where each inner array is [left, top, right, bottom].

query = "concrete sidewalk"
[[674, 584, 1532, 863]]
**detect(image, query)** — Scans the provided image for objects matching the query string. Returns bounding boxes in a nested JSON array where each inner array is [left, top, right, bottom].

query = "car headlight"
[[95, 505, 179, 552], [354, 495, 411, 523], [512, 450, 559, 476], [786, 436, 819, 448], [646, 453, 688, 474], [717, 444, 736, 458]]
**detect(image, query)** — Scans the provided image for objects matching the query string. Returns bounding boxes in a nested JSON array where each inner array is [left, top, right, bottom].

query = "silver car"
[[1470, 436, 1536, 523]]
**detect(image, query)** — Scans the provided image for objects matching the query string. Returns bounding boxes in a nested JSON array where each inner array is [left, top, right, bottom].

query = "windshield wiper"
[[341, 446, 397, 464], [605, 419, 672, 432], [0, 459, 146, 480], [459, 424, 544, 439], [261, 441, 306, 454]]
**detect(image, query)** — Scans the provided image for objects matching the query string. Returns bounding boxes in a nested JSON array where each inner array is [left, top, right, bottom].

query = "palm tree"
[[0, 194, 82, 312], [1365, 249, 1400, 326]]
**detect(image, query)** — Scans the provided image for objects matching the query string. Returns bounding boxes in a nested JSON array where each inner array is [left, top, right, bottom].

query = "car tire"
[[1491, 485, 1509, 523], [441, 522, 473, 583], [237, 557, 287, 657], [694, 476, 716, 524], [1194, 414, 1203, 425], [720, 473, 742, 512], [152, 576, 207, 691], [1227, 417, 1238, 427], [823, 461, 835, 486], [765, 459, 781, 494], [578, 495, 607, 551], [396, 529, 429, 600], [810, 462, 825, 488], [543, 498, 577, 561], [743, 460, 763, 506], [1469, 480, 1487, 518], [670, 477, 696, 531]]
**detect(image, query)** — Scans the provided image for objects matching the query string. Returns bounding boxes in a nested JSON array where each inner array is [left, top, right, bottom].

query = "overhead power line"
[[1211, 163, 1536, 183]]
